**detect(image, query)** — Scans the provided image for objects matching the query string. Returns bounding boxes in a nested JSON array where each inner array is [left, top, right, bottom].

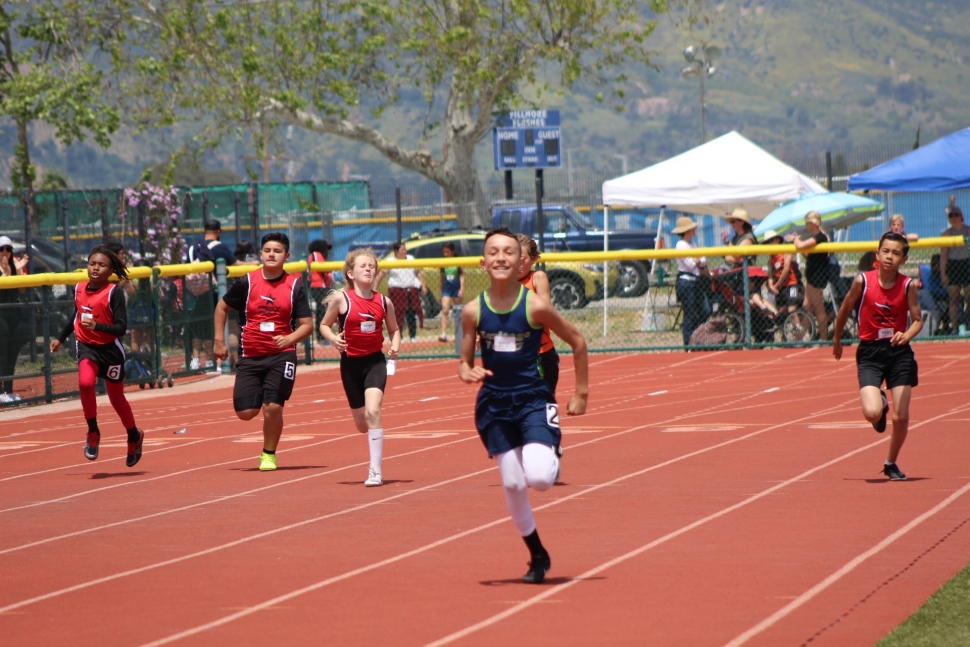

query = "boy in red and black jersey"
[[214, 232, 313, 472], [834, 232, 923, 481]]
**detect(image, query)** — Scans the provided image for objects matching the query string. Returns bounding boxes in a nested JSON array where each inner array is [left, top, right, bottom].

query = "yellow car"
[[378, 231, 617, 315]]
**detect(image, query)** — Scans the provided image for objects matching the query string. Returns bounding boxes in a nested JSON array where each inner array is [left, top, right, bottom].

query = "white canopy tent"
[[601, 131, 826, 219]]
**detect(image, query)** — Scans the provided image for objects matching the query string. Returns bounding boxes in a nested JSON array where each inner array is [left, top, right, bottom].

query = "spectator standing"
[[793, 211, 835, 340], [235, 240, 260, 264], [307, 239, 334, 344], [940, 202, 970, 334], [722, 208, 757, 269], [889, 214, 919, 242], [438, 241, 464, 343], [186, 220, 239, 369], [378, 242, 425, 343], [0, 236, 28, 402], [671, 217, 709, 346]]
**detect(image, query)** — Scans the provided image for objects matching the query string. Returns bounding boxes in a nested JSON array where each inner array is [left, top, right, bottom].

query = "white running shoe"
[[364, 468, 383, 487], [189, 357, 201, 370]]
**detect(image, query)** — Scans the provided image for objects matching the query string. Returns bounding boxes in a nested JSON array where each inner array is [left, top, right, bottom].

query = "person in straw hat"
[[672, 216, 709, 346], [722, 208, 757, 269]]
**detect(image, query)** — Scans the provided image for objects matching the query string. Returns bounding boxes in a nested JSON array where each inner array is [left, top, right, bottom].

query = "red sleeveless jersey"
[[858, 269, 912, 342], [519, 272, 554, 353], [240, 269, 301, 357], [74, 282, 118, 345], [340, 290, 387, 357]]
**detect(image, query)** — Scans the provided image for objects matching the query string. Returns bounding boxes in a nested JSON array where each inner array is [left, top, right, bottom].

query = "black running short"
[[340, 351, 386, 409], [475, 384, 561, 458], [233, 350, 297, 411], [856, 340, 918, 389], [76, 340, 126, 383], [774, 283, 804, 309], [945, 257, 970, 287]]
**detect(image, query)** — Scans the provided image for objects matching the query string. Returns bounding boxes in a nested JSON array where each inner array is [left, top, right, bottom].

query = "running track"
[[2, 343, 970, 646]]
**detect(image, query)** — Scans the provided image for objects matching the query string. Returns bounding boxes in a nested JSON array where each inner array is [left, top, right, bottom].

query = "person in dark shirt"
[[51, 245, 145, 467], [214, 232, 313, 471], [186, 220, 239, 370], [793, 211, 836, 340]]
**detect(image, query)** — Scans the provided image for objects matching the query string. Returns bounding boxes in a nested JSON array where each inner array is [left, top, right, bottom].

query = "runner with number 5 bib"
[[51, 246, 146, 467], [214, 233, 313, 472], [458, 227, 589, 584]]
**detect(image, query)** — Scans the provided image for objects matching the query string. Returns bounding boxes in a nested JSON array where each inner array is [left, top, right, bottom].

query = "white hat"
[[0, 236, 14, 249], [761, 230, 783, 243]]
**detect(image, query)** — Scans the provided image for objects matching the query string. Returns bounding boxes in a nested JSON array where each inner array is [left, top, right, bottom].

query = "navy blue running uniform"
[[475, 285, 560, 457]]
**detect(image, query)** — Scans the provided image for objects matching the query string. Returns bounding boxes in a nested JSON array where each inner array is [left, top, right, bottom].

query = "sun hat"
[[724, 208, 751, 223], [761, 229, 783, 243], [0, 235, 13, 249], [670, 216, 699, 234]]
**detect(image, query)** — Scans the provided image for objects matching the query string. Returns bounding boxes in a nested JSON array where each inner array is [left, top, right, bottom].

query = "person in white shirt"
[[672, 217, 709, 346], [378, 242, 426, 343]]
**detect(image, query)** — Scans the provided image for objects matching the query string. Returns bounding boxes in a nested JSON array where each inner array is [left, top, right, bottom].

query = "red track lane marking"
[[0, 434, 477, 556], [723, 489, 970, 646], [0, 434, 356, 515], [421, 401, 970, 647], [126, 392, 883, 646]]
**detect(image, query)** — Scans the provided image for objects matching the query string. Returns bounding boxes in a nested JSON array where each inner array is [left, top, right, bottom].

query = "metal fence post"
[[22, 189, 31, 266], [742, 254, 753, 348], [234, 191, 242, 245], [535, 173, 545, 253], [151, 267, 163, 385], [395, 187, 403, 242], [216, 259, 230, 374], [201, 190, 209, 225], [137, 201, 147, 264], [61, 190, 71, 271], [100, 189, 110, 243], [42, 286, 53, 403], [250, 182, 259, 244], [302, 266, 313, 365]]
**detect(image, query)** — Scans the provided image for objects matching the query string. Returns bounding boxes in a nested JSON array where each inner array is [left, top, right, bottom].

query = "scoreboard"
[[492, 110, 561, 170]]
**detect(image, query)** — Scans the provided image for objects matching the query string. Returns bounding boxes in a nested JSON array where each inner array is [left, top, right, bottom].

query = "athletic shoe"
[[409, 337, 417, 344], [554, 445, 563, 483], [364, 467, 383, 487], [883, 462, 907, 481], [126, 429, 144, 467], [84, 432, 100, 461], [0, 393, 12, 403], [874, 390, 889, 433], [438, 334, 448, 343], [189, 357, 201, 370], [259, 452, 277, 471], [522, 552, 551, 584]]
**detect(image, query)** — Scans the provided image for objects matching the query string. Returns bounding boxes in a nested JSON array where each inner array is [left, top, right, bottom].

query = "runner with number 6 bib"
[[214, 233, 313, 472], [51, 246, 146, 467]]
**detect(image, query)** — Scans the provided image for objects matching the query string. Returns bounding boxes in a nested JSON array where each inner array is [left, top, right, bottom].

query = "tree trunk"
[[438, 140, 489, 229], [15, 117, 39, 234]]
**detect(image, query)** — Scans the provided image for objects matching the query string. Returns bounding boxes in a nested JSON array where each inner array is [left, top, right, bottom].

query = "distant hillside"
[[3, 0, 969, 190]]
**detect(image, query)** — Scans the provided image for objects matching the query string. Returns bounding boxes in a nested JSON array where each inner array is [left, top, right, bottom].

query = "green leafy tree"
[[125, 0, 672, 226], [0, 1, 125, 231]]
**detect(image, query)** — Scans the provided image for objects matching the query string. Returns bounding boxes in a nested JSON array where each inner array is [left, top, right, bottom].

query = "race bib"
[[260, 321, 275, 332], [493, 334, 516, 353], [284, 361, 295, 380], [81, 313, 94, 322], [106, 365, 122, 381], [360, 320, 376, 333], [878, 327, 894, 340], [546, 403, 560, 428]]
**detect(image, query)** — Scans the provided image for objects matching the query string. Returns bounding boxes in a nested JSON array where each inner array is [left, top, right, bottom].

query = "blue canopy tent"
[[848, 126, 970, 191]]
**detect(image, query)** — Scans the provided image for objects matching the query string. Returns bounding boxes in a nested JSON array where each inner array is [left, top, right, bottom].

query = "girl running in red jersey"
[[214, 233, 314, 471], [833, 232, 923, 481], [50, 246, 145, 467], [320, 248, 401, 486]]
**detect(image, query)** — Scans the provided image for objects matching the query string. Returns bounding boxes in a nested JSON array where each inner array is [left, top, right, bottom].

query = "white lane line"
[[648, 390, 668, 396], [764, 387, 780, 393], [423, 402, 970, 647], [129, 393, 881, 647], [0, 436, 475, 557], [724, 479, 970, 646]]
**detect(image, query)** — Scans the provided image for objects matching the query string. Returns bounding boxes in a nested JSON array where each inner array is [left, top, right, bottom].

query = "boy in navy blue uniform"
[[458, 227, 589, 583]]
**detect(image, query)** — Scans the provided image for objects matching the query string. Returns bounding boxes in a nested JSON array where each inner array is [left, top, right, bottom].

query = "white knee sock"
[[495, 448, 535, 536], [368, 428, 384, 472]]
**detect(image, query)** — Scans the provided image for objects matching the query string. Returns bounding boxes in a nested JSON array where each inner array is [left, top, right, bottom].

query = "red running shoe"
[[126, 429, 144, 468], [84, 432, 100, 461]]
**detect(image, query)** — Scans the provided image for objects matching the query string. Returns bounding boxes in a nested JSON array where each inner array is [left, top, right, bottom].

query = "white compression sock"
[[522, 443, 558, 491], [495, 448, 536, 536], [368, 428, 384, 472]]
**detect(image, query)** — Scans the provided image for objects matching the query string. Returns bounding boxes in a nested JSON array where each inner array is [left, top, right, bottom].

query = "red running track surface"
[[1, 344, 970, 646]]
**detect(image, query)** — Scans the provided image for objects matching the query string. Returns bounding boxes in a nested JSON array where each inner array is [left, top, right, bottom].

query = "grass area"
[[876, 561, 970, 647]]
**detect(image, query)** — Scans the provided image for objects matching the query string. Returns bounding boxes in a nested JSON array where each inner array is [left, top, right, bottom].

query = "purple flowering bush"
[[121, 183, 185, 265]]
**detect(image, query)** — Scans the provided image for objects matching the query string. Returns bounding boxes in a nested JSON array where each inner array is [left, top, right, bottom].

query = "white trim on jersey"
[[240, 274, 253, 357]]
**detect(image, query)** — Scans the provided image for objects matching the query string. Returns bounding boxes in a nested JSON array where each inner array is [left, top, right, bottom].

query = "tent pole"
[[603, 205, 609, 337]]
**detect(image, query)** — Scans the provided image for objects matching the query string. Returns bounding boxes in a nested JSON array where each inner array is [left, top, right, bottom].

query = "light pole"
[[681, 44, 719, 144]]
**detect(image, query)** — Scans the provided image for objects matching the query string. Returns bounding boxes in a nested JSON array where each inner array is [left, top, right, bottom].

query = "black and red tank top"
[[519, 272, 554, 353], [241, 269, 300, 357], [858, 269, 911, 342], [339, 289, 387, 357], [73, 282, 117, 345]]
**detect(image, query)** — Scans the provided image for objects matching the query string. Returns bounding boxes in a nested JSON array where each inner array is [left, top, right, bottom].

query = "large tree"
[[0, 1, 126, 230], [126, 0, 671, 226]]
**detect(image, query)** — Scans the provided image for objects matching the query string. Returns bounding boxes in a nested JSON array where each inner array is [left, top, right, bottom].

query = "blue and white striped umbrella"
[[753, 192, 884, 240]]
